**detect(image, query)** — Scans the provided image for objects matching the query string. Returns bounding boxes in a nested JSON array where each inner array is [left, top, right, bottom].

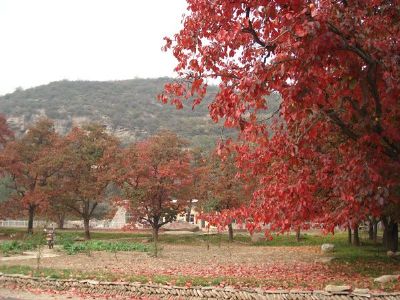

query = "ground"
[[0, 229, 399, 293]]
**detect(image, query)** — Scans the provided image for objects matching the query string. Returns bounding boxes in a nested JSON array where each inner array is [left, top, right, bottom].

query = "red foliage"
[[0, 119, 59, 229], [0, 114, 13, 147], [161, 1, 400, 233], [113, 131, 192, 239]]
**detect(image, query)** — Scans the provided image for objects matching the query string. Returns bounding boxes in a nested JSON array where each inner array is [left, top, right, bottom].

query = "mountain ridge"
[[0, 78, 227, 147]]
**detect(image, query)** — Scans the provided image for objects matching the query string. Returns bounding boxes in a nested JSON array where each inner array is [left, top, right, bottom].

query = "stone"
[[163, 221, 200, 232], [387, 251, 395, 257], [321, 243, 335, 253], [324, 285, 351, 293], [250, 234, 265, 243], [315, 256, 335, 263], [353, 288, 370, 295], [374, 275, 399, 283]]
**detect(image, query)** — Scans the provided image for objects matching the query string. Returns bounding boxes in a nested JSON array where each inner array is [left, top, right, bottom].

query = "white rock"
[[387, 251, 396, 257], [374, 275, 399, 283], [387, 251, 400, 257], [353, 288, 370, 295], [316, 256, 335, 263], [251, 234, 265, 243], [321, 243, 335, 253], [324, 285, 351, 293]]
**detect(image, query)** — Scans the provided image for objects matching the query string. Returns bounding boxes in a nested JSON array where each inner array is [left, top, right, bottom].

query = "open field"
[[0, 228, 399, 292]]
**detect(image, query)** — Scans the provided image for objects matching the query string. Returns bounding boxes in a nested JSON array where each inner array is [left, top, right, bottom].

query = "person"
[[44, 226, 55, 249]]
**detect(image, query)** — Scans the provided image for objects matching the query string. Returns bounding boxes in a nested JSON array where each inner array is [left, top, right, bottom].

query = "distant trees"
[[0, 115, 13, 147], [0, 116, 257, 243]]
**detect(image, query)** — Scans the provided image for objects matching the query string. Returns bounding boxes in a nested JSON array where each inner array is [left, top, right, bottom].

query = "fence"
[[0, 219, 127, 229], [0, 220, 55, 228]]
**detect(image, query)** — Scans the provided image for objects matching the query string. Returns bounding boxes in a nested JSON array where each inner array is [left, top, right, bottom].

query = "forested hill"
[[0, 78, 228, 147]]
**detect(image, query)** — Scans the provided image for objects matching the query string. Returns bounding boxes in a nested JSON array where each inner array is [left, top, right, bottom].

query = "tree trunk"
[[152, 226, 159, 242], [347, 226, 352, 245], [373, 221, 378, 243], [186, 200, 192, 223], [368, 221, 374, 240], [296, 227, 301, 242], [57, 214, 65, 230], [152, 226, 160, 257], [383, 219, 398, 252], [228, 223, 234, 242], [352, 225, 360, 246], [83, 217, 91, 240], [27, 205, 35, 234]]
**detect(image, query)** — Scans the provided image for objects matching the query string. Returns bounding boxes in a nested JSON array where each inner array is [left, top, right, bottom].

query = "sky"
[[0, 0, 187, 95]]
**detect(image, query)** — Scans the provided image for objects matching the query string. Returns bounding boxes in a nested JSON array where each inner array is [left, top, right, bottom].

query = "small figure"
[[44, 226, 55, 249]]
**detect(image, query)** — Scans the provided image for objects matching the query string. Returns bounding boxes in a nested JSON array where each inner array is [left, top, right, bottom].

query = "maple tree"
[[161, 1, 400, 250], [114, 131, 191, 243], [55, 124, 118, 239], [0, 119, 60, 233], [198, 151, 253, 241]]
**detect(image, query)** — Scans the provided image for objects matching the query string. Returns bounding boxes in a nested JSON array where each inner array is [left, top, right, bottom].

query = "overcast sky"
[[0, 0, 187, 95]]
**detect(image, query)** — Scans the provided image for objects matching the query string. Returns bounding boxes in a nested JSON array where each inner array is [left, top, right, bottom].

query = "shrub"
[[62, 240, 149, 255]]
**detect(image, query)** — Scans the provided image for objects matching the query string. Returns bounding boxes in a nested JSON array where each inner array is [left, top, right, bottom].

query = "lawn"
[[0, 227, 399, 291]]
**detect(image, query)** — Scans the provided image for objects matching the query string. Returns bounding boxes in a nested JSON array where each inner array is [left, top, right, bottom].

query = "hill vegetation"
[[0, 78, 231, 147]]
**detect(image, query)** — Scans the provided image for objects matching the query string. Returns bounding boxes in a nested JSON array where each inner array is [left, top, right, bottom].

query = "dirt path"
[[0, 249, 59, 262]]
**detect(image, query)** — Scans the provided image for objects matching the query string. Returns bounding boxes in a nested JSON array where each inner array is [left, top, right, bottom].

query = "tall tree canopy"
[[0, 119, 59, 233], [56, 124, 118, 239], [161, 1, 400, 250], [114, 131, 191, 242]]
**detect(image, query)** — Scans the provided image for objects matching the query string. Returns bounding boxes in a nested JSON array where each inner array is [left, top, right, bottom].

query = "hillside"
[[0, 78, 228, 147]]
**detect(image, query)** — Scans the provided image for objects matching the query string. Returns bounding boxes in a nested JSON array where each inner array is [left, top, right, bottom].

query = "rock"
[[163, 221, 200, 232], [353, 288, 370, 295], [324, 285, 351, 293], [387, 251, 396, 257], [374, 275, 399, 283], [315, 256, 335, 263], [387, 251, 400, 257], [321, 243, 335, 253], [251, 234, 265, 243]]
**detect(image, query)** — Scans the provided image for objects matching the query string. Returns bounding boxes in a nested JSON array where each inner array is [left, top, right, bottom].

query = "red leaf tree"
[[114, 131, 191, 243], [198, 149, 253, 241], [55, 124, 118, 239], [0, 119, 59, 233], [161, 1, 400, 250]]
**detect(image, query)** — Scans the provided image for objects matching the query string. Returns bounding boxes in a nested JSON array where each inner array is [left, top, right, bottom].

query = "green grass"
[[0, 233, 45, 255], [1, 227, 399, 267], [62, 240, 150, 255]]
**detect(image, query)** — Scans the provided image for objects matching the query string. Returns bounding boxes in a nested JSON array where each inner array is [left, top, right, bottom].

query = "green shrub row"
[[62, 240, 150, 255]]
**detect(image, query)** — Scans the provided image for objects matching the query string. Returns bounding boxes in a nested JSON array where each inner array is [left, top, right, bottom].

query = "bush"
[[62, 240, 150, 255], [0, 240, 35, 256]]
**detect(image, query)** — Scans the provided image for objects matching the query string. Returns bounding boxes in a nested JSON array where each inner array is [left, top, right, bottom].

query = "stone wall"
[[0, 273, 399, 299]]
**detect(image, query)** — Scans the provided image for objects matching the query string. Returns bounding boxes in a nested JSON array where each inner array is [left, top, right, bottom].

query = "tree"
[[199, 150, 252, 242], [0, 115, 13, 147], [0, 119, 59, 233], [161, 1, 400, 250], [56, 124, 118, 239], [114, 131, 191, 244]]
